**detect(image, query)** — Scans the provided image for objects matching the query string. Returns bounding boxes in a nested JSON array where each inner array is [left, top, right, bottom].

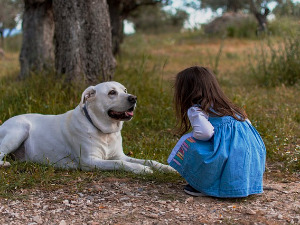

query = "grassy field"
[[0, 32, 299, 197]]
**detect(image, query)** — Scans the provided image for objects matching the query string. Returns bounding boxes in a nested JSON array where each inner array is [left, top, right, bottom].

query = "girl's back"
[[169, 66, 266, 198]]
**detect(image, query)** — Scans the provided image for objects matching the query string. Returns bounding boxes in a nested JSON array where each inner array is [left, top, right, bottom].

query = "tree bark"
[[52, 0, 115, 84], [227, 0, 242, 12], [249, 0, 270, 32], [0, 28, 3, 48], [19, 0, 54, 78], [107, 0, 124, 55], [107, 0, 160, 55]]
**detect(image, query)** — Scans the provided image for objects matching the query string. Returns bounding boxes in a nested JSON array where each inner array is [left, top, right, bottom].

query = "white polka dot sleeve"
[[187, 106, 214, 141]]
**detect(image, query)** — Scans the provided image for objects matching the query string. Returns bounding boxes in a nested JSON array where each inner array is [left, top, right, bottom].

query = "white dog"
[[0, 81, 174, 174]]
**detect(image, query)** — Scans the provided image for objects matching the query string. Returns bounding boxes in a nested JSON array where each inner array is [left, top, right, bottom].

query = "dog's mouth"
[[108, 106, 135, 121]]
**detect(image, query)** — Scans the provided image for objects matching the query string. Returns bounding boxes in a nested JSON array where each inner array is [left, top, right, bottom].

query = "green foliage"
[[249, 35, 300, 86], [0, 0, 23, 37], [273, 0, 300, 18], [128, 4, 189, 34], [226, 17, 258, 38], [204, 13, 299, 39], [268, 16, 300, 36]]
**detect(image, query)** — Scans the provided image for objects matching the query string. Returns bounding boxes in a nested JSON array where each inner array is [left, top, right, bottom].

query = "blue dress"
[[168, 116, 266, 198]]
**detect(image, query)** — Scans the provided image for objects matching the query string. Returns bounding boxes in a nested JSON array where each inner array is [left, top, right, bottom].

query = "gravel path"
[[0, 176, 299, 225]]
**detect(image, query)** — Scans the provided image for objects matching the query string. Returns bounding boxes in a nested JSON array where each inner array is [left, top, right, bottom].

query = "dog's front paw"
[[132, 165, 153, 174], [0, 161, 11, 168], [158, 164, 177, 173]]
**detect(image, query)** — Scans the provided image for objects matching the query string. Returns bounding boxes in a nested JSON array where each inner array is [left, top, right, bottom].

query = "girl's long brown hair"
[[174, 66, 247, 135]]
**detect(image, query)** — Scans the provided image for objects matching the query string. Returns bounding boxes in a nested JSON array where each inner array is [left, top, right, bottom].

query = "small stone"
[[157, 200, 167, 204], [86, 200, 93, 205], [147, 213, 159, 219], [185, 197, 194, 204], [0, 161, 11, 168], [167, 205, 174, 210], [88, 221, 99, 225], [278, 214, 283, 219], [33, 215, 43, 224], [59, 220, 67, 225], [63, 200, 69, 205], [245, 209, 256, 215]]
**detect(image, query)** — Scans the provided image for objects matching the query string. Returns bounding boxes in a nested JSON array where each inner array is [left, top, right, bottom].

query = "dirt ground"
[[0, 173, 299, 225]]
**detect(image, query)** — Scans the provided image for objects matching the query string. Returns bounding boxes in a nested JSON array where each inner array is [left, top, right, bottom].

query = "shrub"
[[226, 17, 258, 38], [268, 17, 300, 36], [250, 35, 300, 86], [204, 12, 258, 38]]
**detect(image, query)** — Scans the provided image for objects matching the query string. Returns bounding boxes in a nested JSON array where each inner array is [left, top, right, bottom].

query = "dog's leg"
[[0, 124, 29, 167], [119, 155, 176, 173], [80, 158, 153, 174]]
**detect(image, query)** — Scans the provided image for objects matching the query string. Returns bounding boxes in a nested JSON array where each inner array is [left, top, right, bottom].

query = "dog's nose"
[[128, 95, 137, 103]]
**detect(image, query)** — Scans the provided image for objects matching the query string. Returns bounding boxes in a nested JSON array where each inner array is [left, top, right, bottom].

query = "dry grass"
[[0, 52, 19, 78]]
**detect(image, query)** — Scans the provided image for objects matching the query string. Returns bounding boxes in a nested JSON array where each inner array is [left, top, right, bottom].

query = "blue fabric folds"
[[168, 116, 266, 198]]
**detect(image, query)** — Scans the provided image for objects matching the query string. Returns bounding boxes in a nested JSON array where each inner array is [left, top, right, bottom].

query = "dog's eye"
[[108, 90, 117, 95], [124, 89, 127, 93]]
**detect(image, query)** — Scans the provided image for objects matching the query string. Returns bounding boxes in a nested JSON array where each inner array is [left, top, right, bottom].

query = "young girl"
[[168, 66, 266, 198]]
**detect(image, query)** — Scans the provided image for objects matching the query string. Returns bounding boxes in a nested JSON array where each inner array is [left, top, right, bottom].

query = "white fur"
[[0, 81, 174, 174]]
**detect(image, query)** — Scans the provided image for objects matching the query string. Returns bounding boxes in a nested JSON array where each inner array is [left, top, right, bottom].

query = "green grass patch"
[[0, 160, 181, 198]]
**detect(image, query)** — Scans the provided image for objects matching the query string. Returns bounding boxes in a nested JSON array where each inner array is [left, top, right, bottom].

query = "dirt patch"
[[0, 175, 299, 225]]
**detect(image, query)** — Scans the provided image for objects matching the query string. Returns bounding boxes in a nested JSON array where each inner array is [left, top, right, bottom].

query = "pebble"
[[185, 197, 193, 204], [245, 209, 256, 215], [32, 215, 43, 224], [0, 180, 298, 224], [59, 220, 67, 225], [277, 214, 283, 219], [62, 200, 69, 205], [147, 213, 159, 219]]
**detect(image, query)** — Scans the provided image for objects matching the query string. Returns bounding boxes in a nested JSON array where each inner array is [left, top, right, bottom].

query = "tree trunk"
[[107, 0, 160, 55], [249, 0, 270, 33], [107, 0, 124, 55], [52, 0, 116, 84], [19, 0, 54, 78], [227, 0, 241, 12], [254, 8, 270, 32], [0, 29, 4, 48]]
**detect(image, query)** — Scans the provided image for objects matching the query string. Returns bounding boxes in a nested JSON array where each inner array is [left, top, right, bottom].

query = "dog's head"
[[80, 81, 137, 133]]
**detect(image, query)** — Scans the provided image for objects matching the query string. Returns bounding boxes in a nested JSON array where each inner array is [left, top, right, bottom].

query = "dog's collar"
[[82, 104, 101, 132]]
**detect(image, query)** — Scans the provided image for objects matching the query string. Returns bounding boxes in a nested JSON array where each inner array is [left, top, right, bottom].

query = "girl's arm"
[[187, 107, 214, 141]]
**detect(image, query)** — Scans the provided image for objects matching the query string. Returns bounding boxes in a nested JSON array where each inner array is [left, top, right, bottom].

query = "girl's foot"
[[184, 184, 206, 197]]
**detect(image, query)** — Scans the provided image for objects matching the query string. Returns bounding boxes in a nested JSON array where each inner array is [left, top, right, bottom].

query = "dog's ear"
[[80, 86, 96, 107]]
